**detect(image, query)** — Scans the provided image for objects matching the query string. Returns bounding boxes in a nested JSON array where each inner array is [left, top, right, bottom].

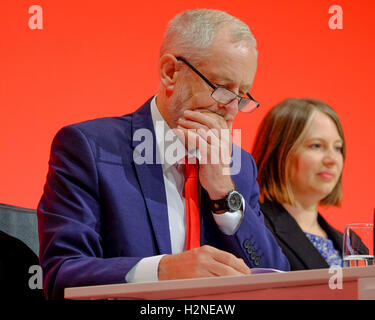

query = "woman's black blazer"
[[260, 200, 367, 270]]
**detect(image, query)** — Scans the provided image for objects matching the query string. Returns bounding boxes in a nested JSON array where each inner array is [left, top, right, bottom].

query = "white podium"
[[64, 265, 375, 300]]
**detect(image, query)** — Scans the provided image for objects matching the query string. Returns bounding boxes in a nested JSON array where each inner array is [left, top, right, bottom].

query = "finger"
[[188, 246, 249, 277], [176, 126, 215, 156], [176, 126, 230, 165], [177, 124, 222, 147], [172, 127, 186, 143], [177, 117, 210, 132], [180, 128, 216, 164], [207, 246, 251, 275], [183, 110, 226, 130], [187, 109, 234, 132], [196, 129, 232, 165], [196, 128, 220, 145], [158, 253, 214, 280], [185, 117, 231, 147], [175, 126, 199, 151], [179, 112, 232, 146], [208, 260, 250, 277], [213, 255, 250, 275]]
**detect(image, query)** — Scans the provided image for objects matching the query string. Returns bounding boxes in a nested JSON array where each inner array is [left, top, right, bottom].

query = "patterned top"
[[305, 233, 343, 267]]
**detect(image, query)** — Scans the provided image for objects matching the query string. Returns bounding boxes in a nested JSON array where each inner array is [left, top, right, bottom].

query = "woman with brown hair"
[[252, 98, 349, 270]]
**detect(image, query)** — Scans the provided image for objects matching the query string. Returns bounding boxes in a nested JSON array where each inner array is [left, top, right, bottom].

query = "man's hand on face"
[[158, 245, 251, 280], [176, 109, 235, 200]]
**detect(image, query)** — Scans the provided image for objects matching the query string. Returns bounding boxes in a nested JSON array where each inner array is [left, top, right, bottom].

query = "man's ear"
[[159, 54, 180, 92]]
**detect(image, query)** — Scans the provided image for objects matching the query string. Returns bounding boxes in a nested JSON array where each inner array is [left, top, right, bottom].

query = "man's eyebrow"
[[209, 72, 233, 83], [241, 84, 253, 93], [209, 73, 252, 92]]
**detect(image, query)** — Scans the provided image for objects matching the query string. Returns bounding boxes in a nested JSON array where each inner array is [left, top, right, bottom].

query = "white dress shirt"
[[125, 96, 244, 283]]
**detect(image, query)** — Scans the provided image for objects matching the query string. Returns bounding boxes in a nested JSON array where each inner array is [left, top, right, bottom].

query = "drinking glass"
[[343, 223, 374, 267]]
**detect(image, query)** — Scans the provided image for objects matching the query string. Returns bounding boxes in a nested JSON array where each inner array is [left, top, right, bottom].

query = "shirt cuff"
[[125, 254, 165, 283], [212, 198, 245, 235]]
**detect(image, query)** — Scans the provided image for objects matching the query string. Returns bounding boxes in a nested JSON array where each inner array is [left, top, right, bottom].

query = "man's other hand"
[[158, 245, 251, 280]]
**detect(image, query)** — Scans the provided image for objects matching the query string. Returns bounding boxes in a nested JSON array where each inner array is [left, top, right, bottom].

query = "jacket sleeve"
[[37, 125, 142, 300], [218, 149, 290, 271]]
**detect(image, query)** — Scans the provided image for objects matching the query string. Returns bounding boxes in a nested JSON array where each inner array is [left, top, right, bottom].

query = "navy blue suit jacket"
[[37, 97, 289, 299]]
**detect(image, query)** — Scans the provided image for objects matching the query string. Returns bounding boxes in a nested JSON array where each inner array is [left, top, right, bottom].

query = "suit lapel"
[[318, 214, 343, 253], [130, 98, 172, 254], [263, 201, 329, 269]]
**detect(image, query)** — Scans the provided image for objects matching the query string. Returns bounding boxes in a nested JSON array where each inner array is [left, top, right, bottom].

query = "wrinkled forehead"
[[199, 40, 258, 89]]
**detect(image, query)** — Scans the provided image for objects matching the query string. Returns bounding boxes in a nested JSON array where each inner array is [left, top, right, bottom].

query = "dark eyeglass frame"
[[176, 56, 260, 112]]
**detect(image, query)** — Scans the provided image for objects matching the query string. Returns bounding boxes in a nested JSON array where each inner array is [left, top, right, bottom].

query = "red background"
[[1, 0, 374, 232]]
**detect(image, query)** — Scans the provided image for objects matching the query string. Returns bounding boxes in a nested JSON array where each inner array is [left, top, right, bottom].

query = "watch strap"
[[209, 190, 243, 214]]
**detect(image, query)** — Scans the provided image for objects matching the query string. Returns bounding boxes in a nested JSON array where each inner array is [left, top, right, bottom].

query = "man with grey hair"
[[38, 9, 290, 299]]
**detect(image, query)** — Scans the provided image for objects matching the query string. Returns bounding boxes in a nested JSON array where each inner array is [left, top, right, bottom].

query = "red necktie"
[[184, 156, 200, 250]]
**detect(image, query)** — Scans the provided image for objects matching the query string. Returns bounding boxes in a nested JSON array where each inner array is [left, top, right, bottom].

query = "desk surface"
[[64, 265, 375, 300]]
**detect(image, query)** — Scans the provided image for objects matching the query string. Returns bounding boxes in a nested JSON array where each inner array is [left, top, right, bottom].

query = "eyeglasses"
[[176, 56, 260, 113]]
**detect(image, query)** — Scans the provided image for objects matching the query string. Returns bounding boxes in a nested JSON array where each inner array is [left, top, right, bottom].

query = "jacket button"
[[243, 239, 251, 249], [254, 257, 261, 266]]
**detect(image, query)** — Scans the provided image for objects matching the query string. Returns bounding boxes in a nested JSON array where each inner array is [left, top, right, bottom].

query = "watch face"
[[227, 191, 242, 211]]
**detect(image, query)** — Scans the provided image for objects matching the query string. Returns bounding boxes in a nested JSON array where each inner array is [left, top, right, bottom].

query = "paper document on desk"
[[251, 268, 286, 274]]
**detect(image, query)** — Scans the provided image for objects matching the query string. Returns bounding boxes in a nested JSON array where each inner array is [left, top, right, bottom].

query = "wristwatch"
[[209, 190, 244, 214]]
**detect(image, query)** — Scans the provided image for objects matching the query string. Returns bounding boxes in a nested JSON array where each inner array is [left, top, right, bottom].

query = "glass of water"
[[343, 223, 374, 267]]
